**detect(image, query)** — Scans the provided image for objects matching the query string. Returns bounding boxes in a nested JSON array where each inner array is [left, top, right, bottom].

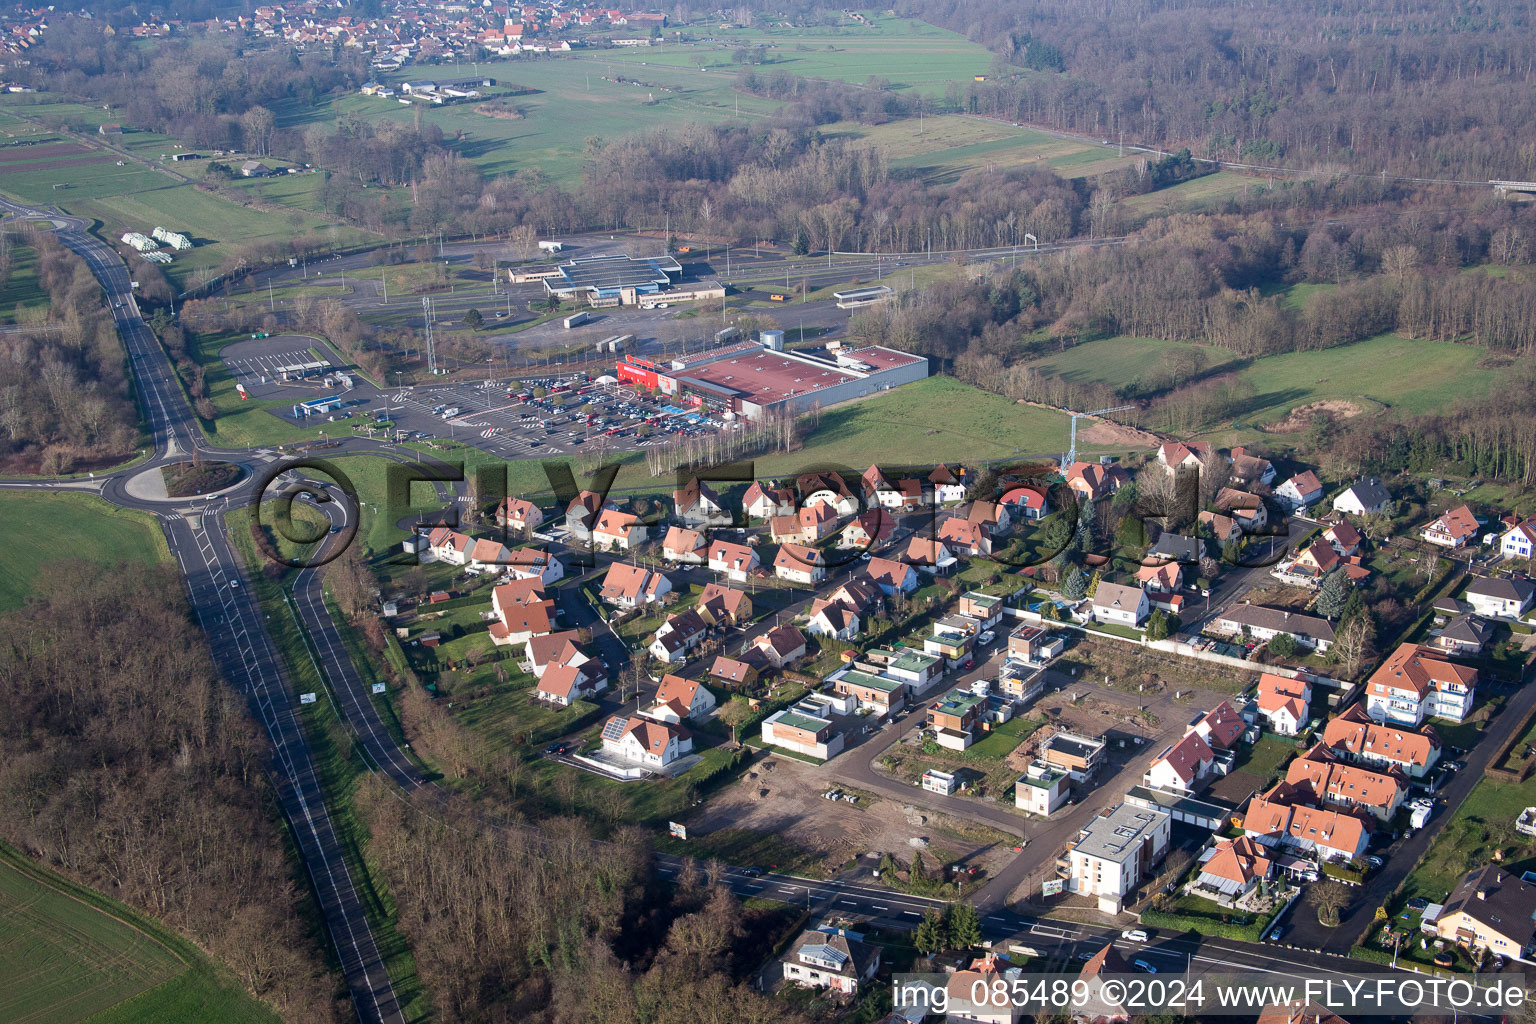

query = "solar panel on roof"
[[601, 718, 627, 742]]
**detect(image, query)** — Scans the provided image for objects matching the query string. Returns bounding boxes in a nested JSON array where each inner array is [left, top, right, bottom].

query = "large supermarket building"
[[615, 339, 928, 421]]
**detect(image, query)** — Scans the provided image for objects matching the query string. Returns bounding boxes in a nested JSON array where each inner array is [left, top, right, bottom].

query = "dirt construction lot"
[[688, 755, 1017, 878]]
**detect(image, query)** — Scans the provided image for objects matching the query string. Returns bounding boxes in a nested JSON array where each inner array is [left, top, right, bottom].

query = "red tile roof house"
[[900, 534, 958, 574], [502, 546, 564, 584], [742, 481, 796, 520], [1240, 786, 1369, 863], [1193, 836, 1273, 903], [780, 927, 881, 996], [1420, 503, 1480, 548], [649, 608, 707, 664], [425, 526, 474, 564], [524, 630, 584, 678], [753, 624, 808, 668], [806, 598, 861, 641], [707, 539, 761, 582], [1187, 699, 1245, 749], [1255, 672, 1311, 736], [836, 509, 894, 550], [592, 508, 647, 552], [1000, 483, 1050, 520], [494, 496, 544, 534], [1274, 470, 1325, 511], [709, 655, 760, 688], [672, 477, 731, 526], [797, 471, 861, 516], [535, 657, 607, 706], [774, 542, 827, 585], [660, 525, 707, 564], [1157, 440, 1213, 473], [938, 514, 993, 557], [640, 672, 718, 723], [1284, 743, 1407, 822], [1065, 460, 1129, 502], [564, 489, 606, 540], [1321, 703, 1442, 778], [599, 714, 693, 769], [1143, 730, 1215, 794], [488, 579, 556, 646], [598, 562, 672, 609], [696, 582, 752, 626]]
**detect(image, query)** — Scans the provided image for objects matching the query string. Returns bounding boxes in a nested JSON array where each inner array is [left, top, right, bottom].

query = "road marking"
[[903, 911, 920, 917]]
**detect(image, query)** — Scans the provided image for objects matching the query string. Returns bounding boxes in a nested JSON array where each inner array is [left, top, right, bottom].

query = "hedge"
[[1140, 908, 1265, 943]]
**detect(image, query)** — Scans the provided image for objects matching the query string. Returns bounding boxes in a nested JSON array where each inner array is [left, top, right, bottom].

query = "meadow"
[[1023, 336, 1236, 392], [0, 492, 170, 611], [1233, 333, 1497, 425], [756, 374, 1109, 474], [1119, 170, 1260, 215], [0, 845, 277, 1024], [0, 239, 48, 323]]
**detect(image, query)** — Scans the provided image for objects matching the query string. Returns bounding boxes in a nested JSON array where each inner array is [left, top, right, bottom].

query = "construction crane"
[[1062, 405, 1136, 472]]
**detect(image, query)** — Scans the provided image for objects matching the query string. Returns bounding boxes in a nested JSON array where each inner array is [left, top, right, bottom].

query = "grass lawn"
[[62, 182, 375, 291], [838, 115, 1133, 185], [0, 844, 278, 1024], [182, 331, 351, 448], [1022, 335, 1236, 393], [964, 714, 1044, 760], [1120, 171, 1259, 215], [1400, 776, 1536, 904], [0, 492, 170, 612], [0, 240, 48, 323], [1233, 333, 1498, 427], [756, 376, 1108, 474], [1230, 735, 1296, 781]]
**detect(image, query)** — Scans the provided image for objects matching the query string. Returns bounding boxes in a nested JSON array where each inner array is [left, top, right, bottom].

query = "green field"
[[0, 239, 47, 323], [0, 846, 278, 1024], [0, 102, 375, 289], [756, 374, 1108, 473], [825, 116, 1134, 185], [1120, 171, 1259, 215], [0, 492, 170, 612], [1235, 333, 1498, 426], [62, 181, 376, 289], [599, 14, 992, 90], [1023, 336, 1236, 391]]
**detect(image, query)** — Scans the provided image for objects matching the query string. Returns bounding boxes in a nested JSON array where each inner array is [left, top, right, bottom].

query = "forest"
[[891, 0, 1536, 181], [0, 567, 344, 1021], [0, 228, 142, 474]]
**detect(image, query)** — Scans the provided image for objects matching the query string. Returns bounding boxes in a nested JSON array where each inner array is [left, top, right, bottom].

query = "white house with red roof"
[[1144, 730, 1215, 794], [707, 539, 761, 582], [1255, 672, 1311, 736], [742, 481, 796, 519], [1000, 483, 1050, 520], [649, 608, 707, 664], [1366, 643, 1478, 725], [1188, 699, 1245, 749], [599, 562, 671, 609], [1420, 504, 1479, 549], [640, 673, 717, 723], [1157, 440, 1212, 473], [774, 543, 826, 585], [502, 547, 563, 584], [599, 714, 693, 768], [592, 508, 646, 551], [1499, 517, 1536, 561], [660, 525, 707, 564], [494, 496, 544, 534], [1275, 470, 1324, 510]]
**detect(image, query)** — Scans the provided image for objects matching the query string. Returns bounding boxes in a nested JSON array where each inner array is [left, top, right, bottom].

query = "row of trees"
[[0, 567, 343, 1021], [0, 229, 141, 474]]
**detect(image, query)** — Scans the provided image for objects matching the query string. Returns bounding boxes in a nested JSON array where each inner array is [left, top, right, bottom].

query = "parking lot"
[[220, 334, 343, 402], [381, 373, 742, 458]]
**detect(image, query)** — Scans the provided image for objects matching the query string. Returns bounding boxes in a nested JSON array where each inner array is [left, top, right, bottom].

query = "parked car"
[[979, 630, 996, 645], [1367, 855, 1385, 869], [1133, 960, 1157, 973], [1268, 925, 1287, 941]]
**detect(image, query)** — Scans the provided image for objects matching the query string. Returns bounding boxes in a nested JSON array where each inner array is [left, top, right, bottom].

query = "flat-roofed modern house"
[[1061, 802, 1171, 914]]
